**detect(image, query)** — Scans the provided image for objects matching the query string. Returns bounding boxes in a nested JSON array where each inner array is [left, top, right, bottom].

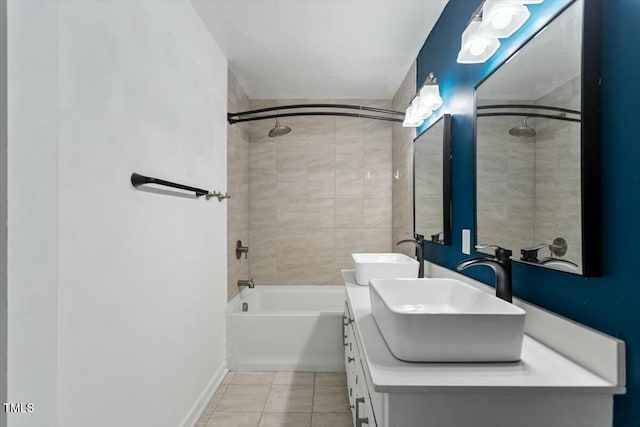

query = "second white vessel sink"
[[352, 253, 419, 286], [369, 278, 526, 362]]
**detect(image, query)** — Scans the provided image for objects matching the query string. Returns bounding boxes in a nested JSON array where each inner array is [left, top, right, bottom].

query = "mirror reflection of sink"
[[369, 278, 526, 362], [352, 253, 419, 286]]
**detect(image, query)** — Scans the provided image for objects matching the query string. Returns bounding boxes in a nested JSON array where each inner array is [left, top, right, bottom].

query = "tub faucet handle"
[[236, 240, 249, 259]]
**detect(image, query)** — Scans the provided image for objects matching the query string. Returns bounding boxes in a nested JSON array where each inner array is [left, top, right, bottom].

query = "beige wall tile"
[[335, 137, 363, 169], [245, 99, 392, 285], [335, 169, 363, 198], [364, 198, 391, 228], [363, 228, 392, 253], [277, 169, 306, 200], [391, 64, 416, 260], [250, 141, 276, 170], [305, 199, 334, 228], [277, 139, 307, 170], [364, 169, 392, 199], [227, 68, 251, 301], [334, 199, 363, 228], [306, 167, 335, 198], [277, 199, 306, 229], [250, 169, 277, 200]]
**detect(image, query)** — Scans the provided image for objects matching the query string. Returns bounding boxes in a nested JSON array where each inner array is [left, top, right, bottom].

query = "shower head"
[[509, 116, 536, 138], [268, 118, 291, 138]]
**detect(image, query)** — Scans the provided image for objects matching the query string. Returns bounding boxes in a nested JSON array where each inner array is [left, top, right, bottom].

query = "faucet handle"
[[476, 243, 512, 260]]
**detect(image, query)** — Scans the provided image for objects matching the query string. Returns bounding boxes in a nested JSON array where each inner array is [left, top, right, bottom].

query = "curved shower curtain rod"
[[227, 103, 404, 124], [477, 104, 581, 123]]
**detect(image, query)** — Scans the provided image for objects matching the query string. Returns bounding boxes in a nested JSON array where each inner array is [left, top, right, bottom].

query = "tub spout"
[[237, 279, 255, 289]]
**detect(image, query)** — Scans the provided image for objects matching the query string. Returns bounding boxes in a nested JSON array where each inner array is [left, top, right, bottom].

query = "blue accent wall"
[[415, 1, 640, 425]]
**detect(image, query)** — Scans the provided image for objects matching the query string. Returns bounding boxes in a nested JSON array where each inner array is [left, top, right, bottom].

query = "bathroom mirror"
[[414, 114, 451, 245], [474, 0, 601, 276]]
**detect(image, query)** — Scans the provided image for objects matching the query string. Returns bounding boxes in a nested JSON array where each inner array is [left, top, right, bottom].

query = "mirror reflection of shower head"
[[268, 118, 291, 138], [509, 116, 536, 138]]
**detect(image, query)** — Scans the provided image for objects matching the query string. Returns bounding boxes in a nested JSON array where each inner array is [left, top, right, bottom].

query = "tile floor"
[[195, 371, 353, 427]]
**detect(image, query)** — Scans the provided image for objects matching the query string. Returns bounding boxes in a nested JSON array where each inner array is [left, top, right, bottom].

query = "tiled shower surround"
[[228, 68, 394, 289], [476, 76, 582, 268], [227, 70, 250, 301], [391, 64, 417, 257], [247, 100, 393, 285]]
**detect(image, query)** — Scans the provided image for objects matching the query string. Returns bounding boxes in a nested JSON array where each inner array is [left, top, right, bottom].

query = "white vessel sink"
[[369, 278, 526, 362], [352, 253, 419, 286]]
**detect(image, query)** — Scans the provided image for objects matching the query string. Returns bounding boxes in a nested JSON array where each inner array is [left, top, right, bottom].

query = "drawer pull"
[[355, 397, 369, 426], [348, 356, 355, 363]]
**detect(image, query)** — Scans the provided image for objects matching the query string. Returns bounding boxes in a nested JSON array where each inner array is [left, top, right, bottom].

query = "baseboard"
[[180, 361, 228, 427], [230, 361, 346, 372]]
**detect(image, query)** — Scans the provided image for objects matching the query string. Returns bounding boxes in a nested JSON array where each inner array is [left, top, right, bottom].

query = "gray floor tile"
[[264, 385, 313, 413], [216, 384, 270, 412]]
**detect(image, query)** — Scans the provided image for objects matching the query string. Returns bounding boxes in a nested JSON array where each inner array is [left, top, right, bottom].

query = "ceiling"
[[190, 0, 448, 100]]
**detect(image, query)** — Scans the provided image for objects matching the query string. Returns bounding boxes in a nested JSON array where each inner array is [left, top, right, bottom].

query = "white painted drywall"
[[0, 2, 8, 427], [6, 1, 59, 425], [7, 1, 228, 426]]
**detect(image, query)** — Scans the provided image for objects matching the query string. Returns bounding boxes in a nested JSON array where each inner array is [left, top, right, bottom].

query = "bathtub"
[[226, 286, 346, 372]]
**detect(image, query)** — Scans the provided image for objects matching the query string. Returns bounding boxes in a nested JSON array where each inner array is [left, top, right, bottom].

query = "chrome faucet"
[[396, 234, 424, 278], [457, 245, 513, 303], [237, 279, 255, 289]]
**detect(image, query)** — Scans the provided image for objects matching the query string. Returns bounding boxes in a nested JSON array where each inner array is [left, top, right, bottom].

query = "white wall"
[[7, 1, 228, 426], [7, 1, 59, 425], [0, 2, 8, 426]]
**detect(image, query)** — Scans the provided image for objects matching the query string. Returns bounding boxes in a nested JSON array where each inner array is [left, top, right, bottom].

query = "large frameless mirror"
[[474, 0, 601, 276], [414, 114, 451, 246]]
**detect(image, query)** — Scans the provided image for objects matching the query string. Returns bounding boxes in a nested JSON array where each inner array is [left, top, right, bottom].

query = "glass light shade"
[[412, 98, 432, 120], [403, 104, 423, 127], [418, 84, 443, 111], [479, 0, 531, 39], [456, 20, 500, 64]]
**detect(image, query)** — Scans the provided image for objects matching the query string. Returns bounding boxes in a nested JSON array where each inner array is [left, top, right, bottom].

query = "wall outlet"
[[462, 229, 471, 255]]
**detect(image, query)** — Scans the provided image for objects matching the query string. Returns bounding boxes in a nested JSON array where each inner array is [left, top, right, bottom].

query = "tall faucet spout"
[[396, 237, 424, 278], [457, 258, 512, 303]]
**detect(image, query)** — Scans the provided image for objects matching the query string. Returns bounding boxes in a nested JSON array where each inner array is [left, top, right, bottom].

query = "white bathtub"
[[226, 286, 346, 372]]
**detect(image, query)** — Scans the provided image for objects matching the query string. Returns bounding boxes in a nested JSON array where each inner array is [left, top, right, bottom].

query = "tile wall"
[[476, 101, 536, 250], [248, 100, 393, 285], [534, 76, 582, 267], [391, 64, 417, 257], [476, 77, 582, 268], [227, 69, 250, 300]]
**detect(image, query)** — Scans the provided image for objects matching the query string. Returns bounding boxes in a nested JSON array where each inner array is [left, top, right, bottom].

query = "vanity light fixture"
[[456, 17, 501, 64], [457, 0, 544, 64], [402, 72, 443, 128], [479, 0, 531, 39]]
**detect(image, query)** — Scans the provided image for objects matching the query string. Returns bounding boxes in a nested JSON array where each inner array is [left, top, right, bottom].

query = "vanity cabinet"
[[343, 302, 378, 427], [341, 270, 624, 427]]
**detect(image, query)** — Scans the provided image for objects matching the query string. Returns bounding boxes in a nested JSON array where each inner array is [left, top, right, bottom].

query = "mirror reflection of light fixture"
[[457, 0, 544, 64], [403, 72, 443, 128]]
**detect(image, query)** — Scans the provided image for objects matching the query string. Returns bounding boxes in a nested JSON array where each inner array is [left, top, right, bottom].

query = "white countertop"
[[343, 270, 624, 394]]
